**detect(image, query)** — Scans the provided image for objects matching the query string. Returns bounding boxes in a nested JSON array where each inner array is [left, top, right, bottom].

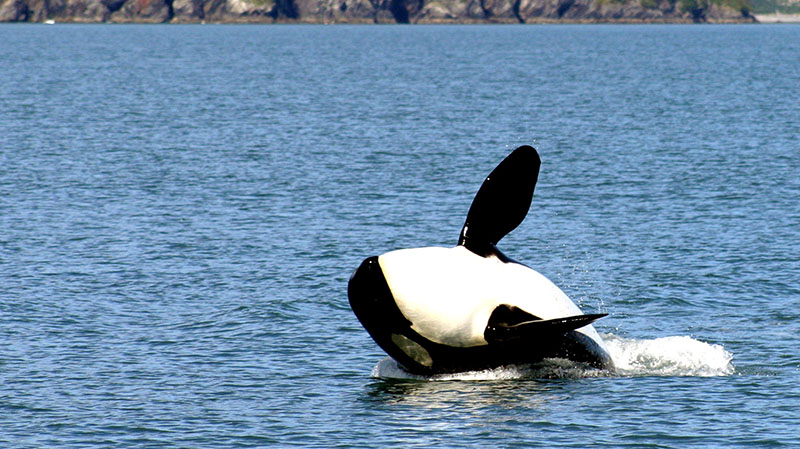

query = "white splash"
[[604, 334, 735, 377], [371, 334, 735, 380]]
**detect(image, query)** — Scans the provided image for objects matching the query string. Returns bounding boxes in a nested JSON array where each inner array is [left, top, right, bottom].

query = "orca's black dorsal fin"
[[458, 145, 541, 257]]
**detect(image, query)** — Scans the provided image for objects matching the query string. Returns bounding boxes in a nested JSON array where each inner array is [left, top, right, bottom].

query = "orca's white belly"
[[379, 246, 600, 348]]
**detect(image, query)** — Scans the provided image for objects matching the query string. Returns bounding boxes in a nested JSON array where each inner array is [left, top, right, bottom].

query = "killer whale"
[[348, 145, 614, 375]]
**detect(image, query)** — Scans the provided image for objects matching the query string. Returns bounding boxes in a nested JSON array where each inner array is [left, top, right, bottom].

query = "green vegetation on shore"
[[748, 0, 800, 13], [679, 0, 752, 15]]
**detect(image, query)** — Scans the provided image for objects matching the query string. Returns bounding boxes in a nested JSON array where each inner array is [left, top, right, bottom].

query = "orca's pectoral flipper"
[[458, 145, 541, 257], [484, 313, 607, 344]]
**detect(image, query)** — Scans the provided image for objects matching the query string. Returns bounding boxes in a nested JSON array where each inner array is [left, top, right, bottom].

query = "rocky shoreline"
[[1, 0, 756, 23]]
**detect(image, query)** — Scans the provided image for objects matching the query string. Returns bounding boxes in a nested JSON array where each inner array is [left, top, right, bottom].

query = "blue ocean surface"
[[1, 23, 799, 447]]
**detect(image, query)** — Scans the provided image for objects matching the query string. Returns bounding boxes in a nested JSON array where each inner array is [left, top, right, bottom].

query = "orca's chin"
[[558, 330, 616, 371]]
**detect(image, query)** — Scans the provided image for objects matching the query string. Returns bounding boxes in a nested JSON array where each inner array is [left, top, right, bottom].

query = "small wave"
[[371, 357, 608, 381], [371, 334, 734, 380], [371, 357, 531, 381]]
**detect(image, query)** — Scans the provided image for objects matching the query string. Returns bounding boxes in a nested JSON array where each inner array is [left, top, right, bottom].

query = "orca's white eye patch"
[[391, 334, 433, 367]]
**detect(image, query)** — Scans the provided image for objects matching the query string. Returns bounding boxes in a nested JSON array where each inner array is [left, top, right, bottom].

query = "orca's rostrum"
[[348, 145, 614, 375]]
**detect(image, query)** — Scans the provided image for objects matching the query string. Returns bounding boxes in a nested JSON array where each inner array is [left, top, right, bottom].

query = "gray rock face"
[[0, 0, 28, 21], [0, 0, 110, 21], [110, 0, 170, 22], [171, 0, 204, 21], [0, 0, 754, 23], [50, 0, 109, 21], [292, 0, 383, 22]]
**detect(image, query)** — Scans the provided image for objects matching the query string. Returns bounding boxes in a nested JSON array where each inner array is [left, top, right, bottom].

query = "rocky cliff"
[[0, 0, 754, 23]]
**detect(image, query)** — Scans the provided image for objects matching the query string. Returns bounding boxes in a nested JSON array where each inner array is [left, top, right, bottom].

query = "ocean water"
[[1, 23, 799, 447]]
